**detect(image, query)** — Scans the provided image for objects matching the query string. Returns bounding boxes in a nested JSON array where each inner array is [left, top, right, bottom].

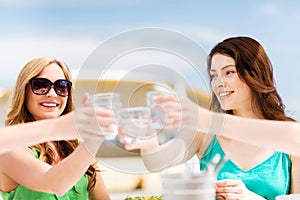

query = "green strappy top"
[[0, 148, 89, 200], [200, 136, 291, 200]]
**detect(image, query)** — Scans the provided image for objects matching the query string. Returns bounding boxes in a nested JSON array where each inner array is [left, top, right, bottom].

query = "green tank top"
[[0, 148, 89, 200], [200, 136, 291, 200]]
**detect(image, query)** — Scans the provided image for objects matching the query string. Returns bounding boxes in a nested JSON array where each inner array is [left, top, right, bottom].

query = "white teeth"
[[41, 103, 57, 107], [219, 92, 231, 97]]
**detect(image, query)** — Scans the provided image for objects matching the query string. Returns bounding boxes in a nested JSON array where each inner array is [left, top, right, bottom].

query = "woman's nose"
[[215, 76, 225, 88], [46, 86, 58, 97]]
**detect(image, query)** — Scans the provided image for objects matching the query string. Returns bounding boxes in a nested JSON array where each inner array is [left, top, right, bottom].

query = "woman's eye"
[[210, 74, 217, 80], [226, 70, 236, 75]]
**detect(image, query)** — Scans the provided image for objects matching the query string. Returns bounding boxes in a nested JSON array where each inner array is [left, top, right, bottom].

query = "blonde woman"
[[0, 57, 111, 200], [0, 95, 114, 155]]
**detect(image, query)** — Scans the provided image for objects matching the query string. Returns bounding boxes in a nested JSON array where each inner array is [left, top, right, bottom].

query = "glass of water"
[[146, 90, 174, 130], [162, 158, 217, 200], [118, 106, 154, 143], [90, 92, 120, 140]]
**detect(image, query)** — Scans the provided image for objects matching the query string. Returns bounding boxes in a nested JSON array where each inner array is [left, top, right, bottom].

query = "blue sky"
[[0, 0, 299, 119]]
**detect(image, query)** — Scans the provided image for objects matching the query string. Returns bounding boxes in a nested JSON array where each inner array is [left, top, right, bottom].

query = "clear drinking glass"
[[146, 90, 174, 130], [90, 92, 120, 140], [118, 106, 153, 143], [162, 161, 216, 200]]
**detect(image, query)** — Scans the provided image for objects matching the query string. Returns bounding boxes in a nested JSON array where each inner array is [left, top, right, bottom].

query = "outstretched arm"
[[0, 115, 74, 154], [0, 93, 116, 155], [176, 97, 300, 157], [153, 95, 300, 157], [219, 112, 300, 157], [0, 93, 115, 195]]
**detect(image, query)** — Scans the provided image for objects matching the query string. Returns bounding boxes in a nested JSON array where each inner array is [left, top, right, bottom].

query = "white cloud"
[[0, 36, 100, 89], [256, 3, 282, 16], [0, 30, 211, 96], [165, 25, 226, 46], [0, 36, 98, 70], [189, 26, 226, 44]]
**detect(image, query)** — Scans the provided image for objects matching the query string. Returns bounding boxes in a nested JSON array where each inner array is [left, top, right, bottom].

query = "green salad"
[[124, 195, 163, 200]]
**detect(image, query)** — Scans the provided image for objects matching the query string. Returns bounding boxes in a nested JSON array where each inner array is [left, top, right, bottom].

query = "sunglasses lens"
[[54, 80, 71, 97], [31, 78, 51, 95], [30, 78, 71, 97]]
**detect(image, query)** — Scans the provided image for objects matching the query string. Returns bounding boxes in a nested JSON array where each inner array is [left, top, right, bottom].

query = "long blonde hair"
[[5, 57, 97, 192]]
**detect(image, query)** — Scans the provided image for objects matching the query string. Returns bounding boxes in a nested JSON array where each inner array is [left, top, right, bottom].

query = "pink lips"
[[218, 91, 234, 101]]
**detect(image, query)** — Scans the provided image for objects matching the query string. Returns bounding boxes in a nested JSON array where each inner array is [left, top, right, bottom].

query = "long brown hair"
[[207, 36, 294, 121], [5, 57, 98, 191]]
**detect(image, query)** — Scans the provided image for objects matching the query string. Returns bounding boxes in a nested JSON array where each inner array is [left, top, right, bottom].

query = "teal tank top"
[[200, 136, 291, 200], [0, 148, 89, 200]]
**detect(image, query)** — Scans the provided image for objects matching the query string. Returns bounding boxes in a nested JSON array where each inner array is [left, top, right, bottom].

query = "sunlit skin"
[[0, 57, 111, 200], [125, 40, 300, 199], [122, 53, 300, 199], [209, 54, 255, 118], [25, 63, 68, 120], [208, 53, 300, 199]]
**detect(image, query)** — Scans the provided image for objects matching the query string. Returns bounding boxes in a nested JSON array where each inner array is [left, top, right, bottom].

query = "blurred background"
[[0, 0, 299, 198], [0, 0, 300, 120]]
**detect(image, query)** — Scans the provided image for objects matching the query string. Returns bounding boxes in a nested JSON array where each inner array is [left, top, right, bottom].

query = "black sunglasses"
[[29, 78, 72, 97]]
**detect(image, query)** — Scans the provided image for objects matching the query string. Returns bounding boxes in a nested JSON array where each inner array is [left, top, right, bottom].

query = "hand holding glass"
[[90, 92, 120, 140], [119, 106, 154, 143], [146, 91, 175, 130]]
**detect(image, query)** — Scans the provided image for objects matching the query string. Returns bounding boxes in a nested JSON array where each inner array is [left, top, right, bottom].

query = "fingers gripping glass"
[[29, 78, 72, 97]]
